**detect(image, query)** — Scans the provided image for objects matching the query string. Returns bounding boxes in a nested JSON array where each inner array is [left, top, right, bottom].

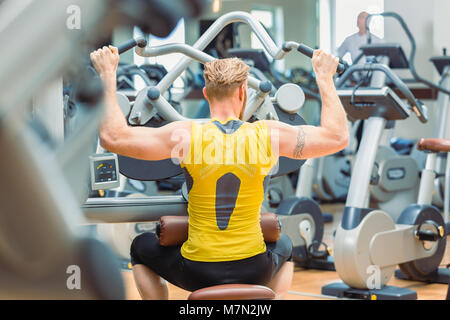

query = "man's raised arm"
[[267, 49, 349, 160], [90, 46, 190, 161]]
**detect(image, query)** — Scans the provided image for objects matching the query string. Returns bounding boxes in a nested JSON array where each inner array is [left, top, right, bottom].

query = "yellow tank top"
[[180, 118, 278, 262]]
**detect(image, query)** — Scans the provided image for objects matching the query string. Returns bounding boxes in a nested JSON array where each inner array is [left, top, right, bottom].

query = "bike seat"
[[417, 138, 450, 153]]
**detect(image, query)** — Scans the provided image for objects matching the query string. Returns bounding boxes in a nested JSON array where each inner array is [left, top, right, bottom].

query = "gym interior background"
[[0, 0, 449, 301]]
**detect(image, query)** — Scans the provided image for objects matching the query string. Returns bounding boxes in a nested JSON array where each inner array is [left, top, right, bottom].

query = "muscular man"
[[337, 11, 383, 65], [90, 46, 348, 300]]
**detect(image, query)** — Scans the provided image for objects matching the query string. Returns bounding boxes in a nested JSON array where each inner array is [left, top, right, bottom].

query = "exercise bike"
[[363, 13, 450, 217], [345, 44, 422, 219], [322, 61, 447, 300]]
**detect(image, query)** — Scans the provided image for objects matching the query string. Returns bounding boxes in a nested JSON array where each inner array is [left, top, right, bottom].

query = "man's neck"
[[209, 100, 241, 122]]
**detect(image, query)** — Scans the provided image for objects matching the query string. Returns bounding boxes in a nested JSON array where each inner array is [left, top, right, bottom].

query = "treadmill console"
[[430, 56, 450, 75], [360, 43, 409, 69], [338, 87, 410, 121]]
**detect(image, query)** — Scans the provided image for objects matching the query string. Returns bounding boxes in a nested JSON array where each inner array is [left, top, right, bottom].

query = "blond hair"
[[203, 57, 250, 101]]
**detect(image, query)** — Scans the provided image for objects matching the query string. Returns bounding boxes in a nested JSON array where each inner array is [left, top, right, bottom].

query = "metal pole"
[[346, 117, 386, 208], [417, 153, 437, 205], [296, 158, 315, 198]]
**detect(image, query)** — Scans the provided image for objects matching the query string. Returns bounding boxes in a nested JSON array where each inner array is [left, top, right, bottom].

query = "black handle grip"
[[415, 220, 444, 241], [89, 37, 147, 69], [297, 44, 346, 75], [117, 37, 147, 54], [297, 44, 314, 58]]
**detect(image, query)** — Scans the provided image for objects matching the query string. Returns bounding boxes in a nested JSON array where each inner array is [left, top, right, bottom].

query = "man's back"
[[180, 119, 278, 262]]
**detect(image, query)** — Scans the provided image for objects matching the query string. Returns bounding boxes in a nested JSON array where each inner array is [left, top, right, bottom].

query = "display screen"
[[99, 173, 113, 180], [94, 159, 117, 183]]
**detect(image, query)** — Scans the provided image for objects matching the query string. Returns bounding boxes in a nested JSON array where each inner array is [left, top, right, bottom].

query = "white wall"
[[384, 0, 435, 81], [433, 0, 450, 65], [384, 0, 450, 139]]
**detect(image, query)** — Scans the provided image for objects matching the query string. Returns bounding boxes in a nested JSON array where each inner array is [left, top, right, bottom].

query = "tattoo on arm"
[[293, 127, 306, 158]]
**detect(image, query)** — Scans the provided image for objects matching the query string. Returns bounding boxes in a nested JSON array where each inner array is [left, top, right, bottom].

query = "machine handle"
[[415, 220, 445, 241], [117, 37, 147, 54], [297, 44, 346, 75], [131, 42, 274, 123], [83, 37, 148, 104], [90, 37, 147, 69]]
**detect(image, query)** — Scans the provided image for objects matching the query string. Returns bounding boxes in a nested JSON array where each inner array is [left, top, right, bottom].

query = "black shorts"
[[130, 232, 293, 292]]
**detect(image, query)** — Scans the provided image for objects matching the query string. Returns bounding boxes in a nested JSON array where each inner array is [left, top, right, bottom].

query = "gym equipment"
[[272, 108, 349, 271], [0, 0, 206, 299], [116, 63, 153, 92], [126, 15, 313, 179], [115, 62, 187, 194], [129, 11, 344, 127], [349, 44, 424, 220], [89, 153, 120, 191], [228, 48, 321, 99], [188, 284, 275, 300], [286, 67, 317, 92], [276, 196, 334, 271], [96, 192, 160, 268], [313, 150, 352, 203], [156, 213, 280, 300], [321, 62, 447, 300], [394, 138, 450, 284], [366, 12, 450, 96], [0, 0, 121, 299], [84, 12, 346, 275], [156, 213, 281, 246]]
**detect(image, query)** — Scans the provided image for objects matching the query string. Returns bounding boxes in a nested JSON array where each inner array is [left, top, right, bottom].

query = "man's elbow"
[[327, 130, 349, 153], [336, 132, 349, 151], [99, 131, 114, 152], [99, 130, 124, 153]]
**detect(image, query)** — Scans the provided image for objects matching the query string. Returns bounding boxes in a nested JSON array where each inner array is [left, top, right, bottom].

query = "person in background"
[[337, 12, 384, 151], [337, 11, 383, 66]]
